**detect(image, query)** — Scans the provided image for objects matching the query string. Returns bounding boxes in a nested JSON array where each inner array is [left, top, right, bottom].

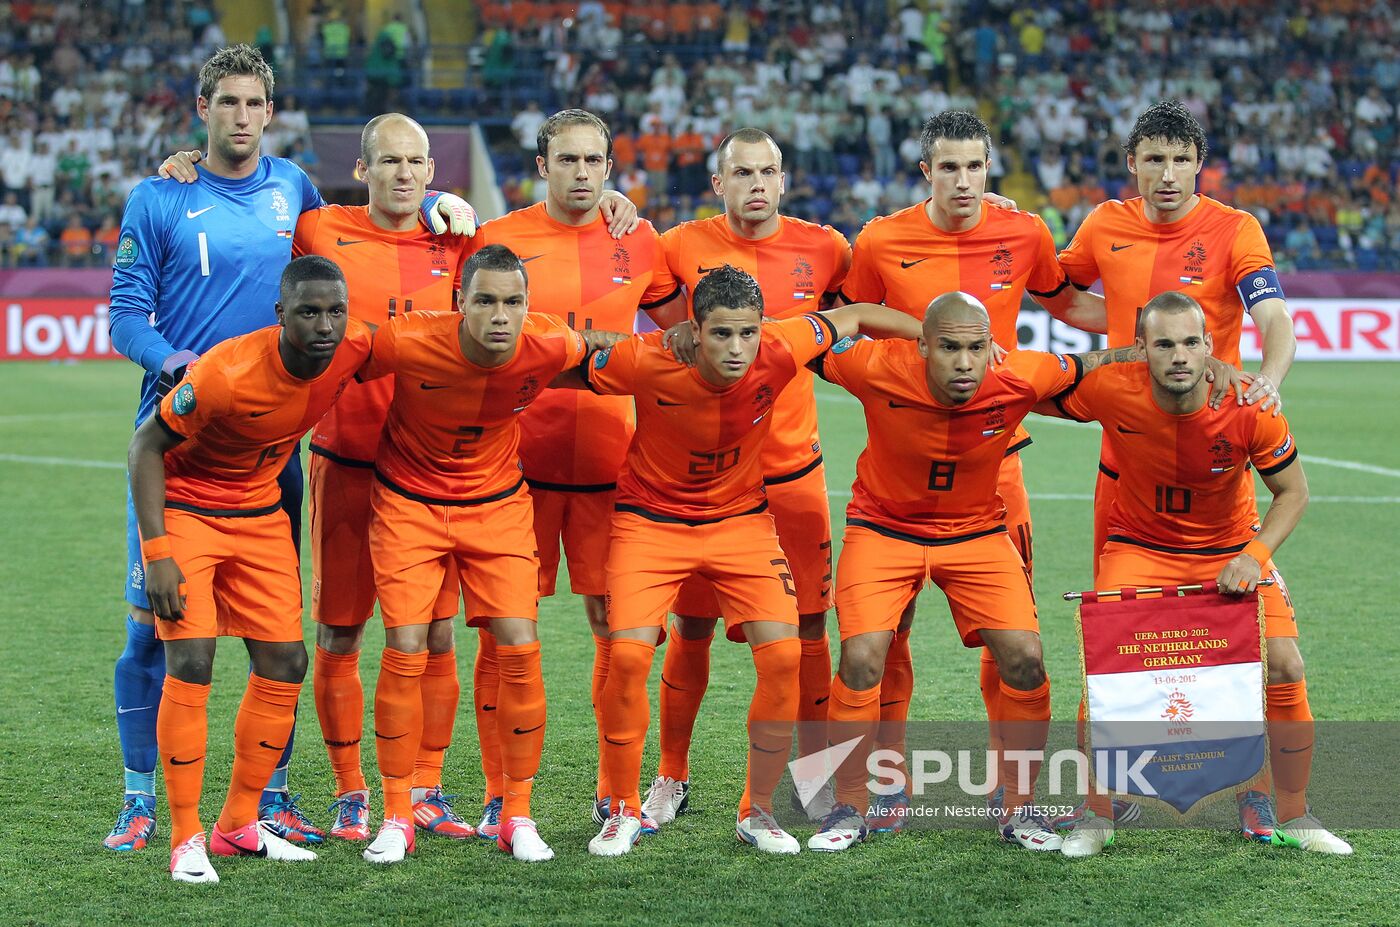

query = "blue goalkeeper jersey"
[[108, 156, 325, 424]]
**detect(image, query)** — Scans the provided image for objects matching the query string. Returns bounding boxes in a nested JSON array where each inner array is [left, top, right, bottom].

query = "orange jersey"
[[156, 320, 374, 513], [1057, 196, 1276, 367], [661, 214, 852, 477], [817, 340, 1081, 540], [841, 200, 1068, 348], [471, 202, 680, 488], [295, 204, 473, 465], [364, 311, 588, 503], [584, 313, 839, 522], [1055, 365, 1297, 552]]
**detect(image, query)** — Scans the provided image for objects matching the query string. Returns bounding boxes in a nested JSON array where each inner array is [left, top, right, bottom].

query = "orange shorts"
[[309, 454, 460, 626], [1096, 540, 1298, 639], [155, 507, 303, 643], [530, 484, 614, 598], [605, 509, 799, 643], [834, 524, 1038, 646], [998, 452, 1032, 568], [369, 479, 539, 629], [672, 462, 834, 618]]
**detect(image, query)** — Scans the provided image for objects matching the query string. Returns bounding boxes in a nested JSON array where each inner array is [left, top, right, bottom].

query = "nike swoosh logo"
[[512, 723, 545, 735], [1110, 243, 1134, 252], [250, 410, 275, 417], [753, 411, 769, 424], [481, 704, 497, 712], [604, 735, 632, 746], [522, 254, 546, 263], [750, 742, 786, 754], [258, 740, 286, 751], [900, 258, 928, 269], [336, 237, 365, 246], [420, 383, 449, 390], [887, 401, 920, 410], [170, 756, 203, 765], [657, 399, 685, 407], [186, 205, 217, 219], [661, 676, 683, 690], [879, 699, 904, 707], [375, 731, 408, 740], [697, 264, 722, 274], [1280, 744, 1313, 754], [116, 705, 150, 714], [1116, 425, 1144, 435], [814, 696, 829, 705]]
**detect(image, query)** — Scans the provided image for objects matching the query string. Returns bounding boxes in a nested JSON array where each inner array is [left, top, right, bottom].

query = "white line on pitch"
[[0, 454, 124, 470]]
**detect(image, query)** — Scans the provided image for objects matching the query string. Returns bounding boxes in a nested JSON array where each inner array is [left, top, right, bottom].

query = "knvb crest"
[[981, 398, 1007, 437], [753, 383, 775, 413], [991, 242, 1013, 275], [517, 375, 541, 406], [1160, 689, 1195, 724], [1209, 433, 1235, 473], [1184, 239, 1207, 273]]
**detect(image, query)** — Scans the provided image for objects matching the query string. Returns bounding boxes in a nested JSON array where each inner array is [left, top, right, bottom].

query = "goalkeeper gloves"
[[420, 191, 479, 237], [156, 350, 199, 398]]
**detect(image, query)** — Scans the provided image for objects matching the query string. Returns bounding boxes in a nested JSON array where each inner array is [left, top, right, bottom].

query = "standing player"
[[1055, 100, 1297, 839], [643, 128, 853, 825], [582, 266, 922, 858], [466, 109, 684, 833], [357, 245, 624, 864], [836, 111, 1105, 827], [127, 256, 372, 883], [807, 292, 1140, 853], [1046, 292, 1349, 857], [296, 114, 478, 843]]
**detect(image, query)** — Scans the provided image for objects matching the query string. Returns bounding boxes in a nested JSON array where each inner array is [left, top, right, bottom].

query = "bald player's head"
[[919, 291, 993, 405], [360, 112, 430, 164]]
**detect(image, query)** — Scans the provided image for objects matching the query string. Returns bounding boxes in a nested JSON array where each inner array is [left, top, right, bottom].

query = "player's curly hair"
[[197, 44, 275, 102], [537, 109, 613, 162], [919, 111, 992, 163], [692, 265, 764, 323], [461, 243, 528, 292], [1124, 100, 1209, 162], [280, 255, 345, 302]]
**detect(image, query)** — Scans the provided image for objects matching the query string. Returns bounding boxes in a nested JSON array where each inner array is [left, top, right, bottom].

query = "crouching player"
[[358, 244, 624, 864], [581, 265, 921, 857], [128, 256, 371, 883], [809, 292, 1139, 853], [1046, 291, 1350, 857]]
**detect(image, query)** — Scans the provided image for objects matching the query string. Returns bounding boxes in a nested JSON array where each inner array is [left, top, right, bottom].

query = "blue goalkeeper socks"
[[114, 615, 165, 798]]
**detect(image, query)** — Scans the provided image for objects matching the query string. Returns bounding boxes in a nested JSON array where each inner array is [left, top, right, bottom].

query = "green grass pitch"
[[0, 359, 1395, 926]]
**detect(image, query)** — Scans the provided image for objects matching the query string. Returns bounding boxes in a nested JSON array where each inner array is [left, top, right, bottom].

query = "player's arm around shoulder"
[[1028, 352, 1124, 420], [817, 301, 922, 343]]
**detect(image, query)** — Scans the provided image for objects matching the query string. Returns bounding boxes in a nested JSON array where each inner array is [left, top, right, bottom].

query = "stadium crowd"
[[2, 0, 1398, 269]]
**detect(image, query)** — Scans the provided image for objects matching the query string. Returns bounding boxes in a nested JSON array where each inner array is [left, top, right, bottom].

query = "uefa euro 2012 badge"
[[115, 235, 138, 269], [172, 383, 196, 415]]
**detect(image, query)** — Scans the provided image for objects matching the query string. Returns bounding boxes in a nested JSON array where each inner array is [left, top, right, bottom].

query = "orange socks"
[[414, 649, 459, 790], [218, 674, 301, 833], [994, 679, 1051, 813], [797, 636, 832, 760], [159, 676, 210, 848], [877, 629, 914, 785], [375, 648, 428, 820], [496, 641, 546, 822], [740, 637, 800, 818], [600, 638, 656, 815], [313, 645, 367, 796], [474, 629, 503, 803], [591, 634, 612, 800], [979, 648, 1005, 792], [827, 675, 880, 811], [658, 627, 713, 781], [1266, 680, 1314, 822]]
